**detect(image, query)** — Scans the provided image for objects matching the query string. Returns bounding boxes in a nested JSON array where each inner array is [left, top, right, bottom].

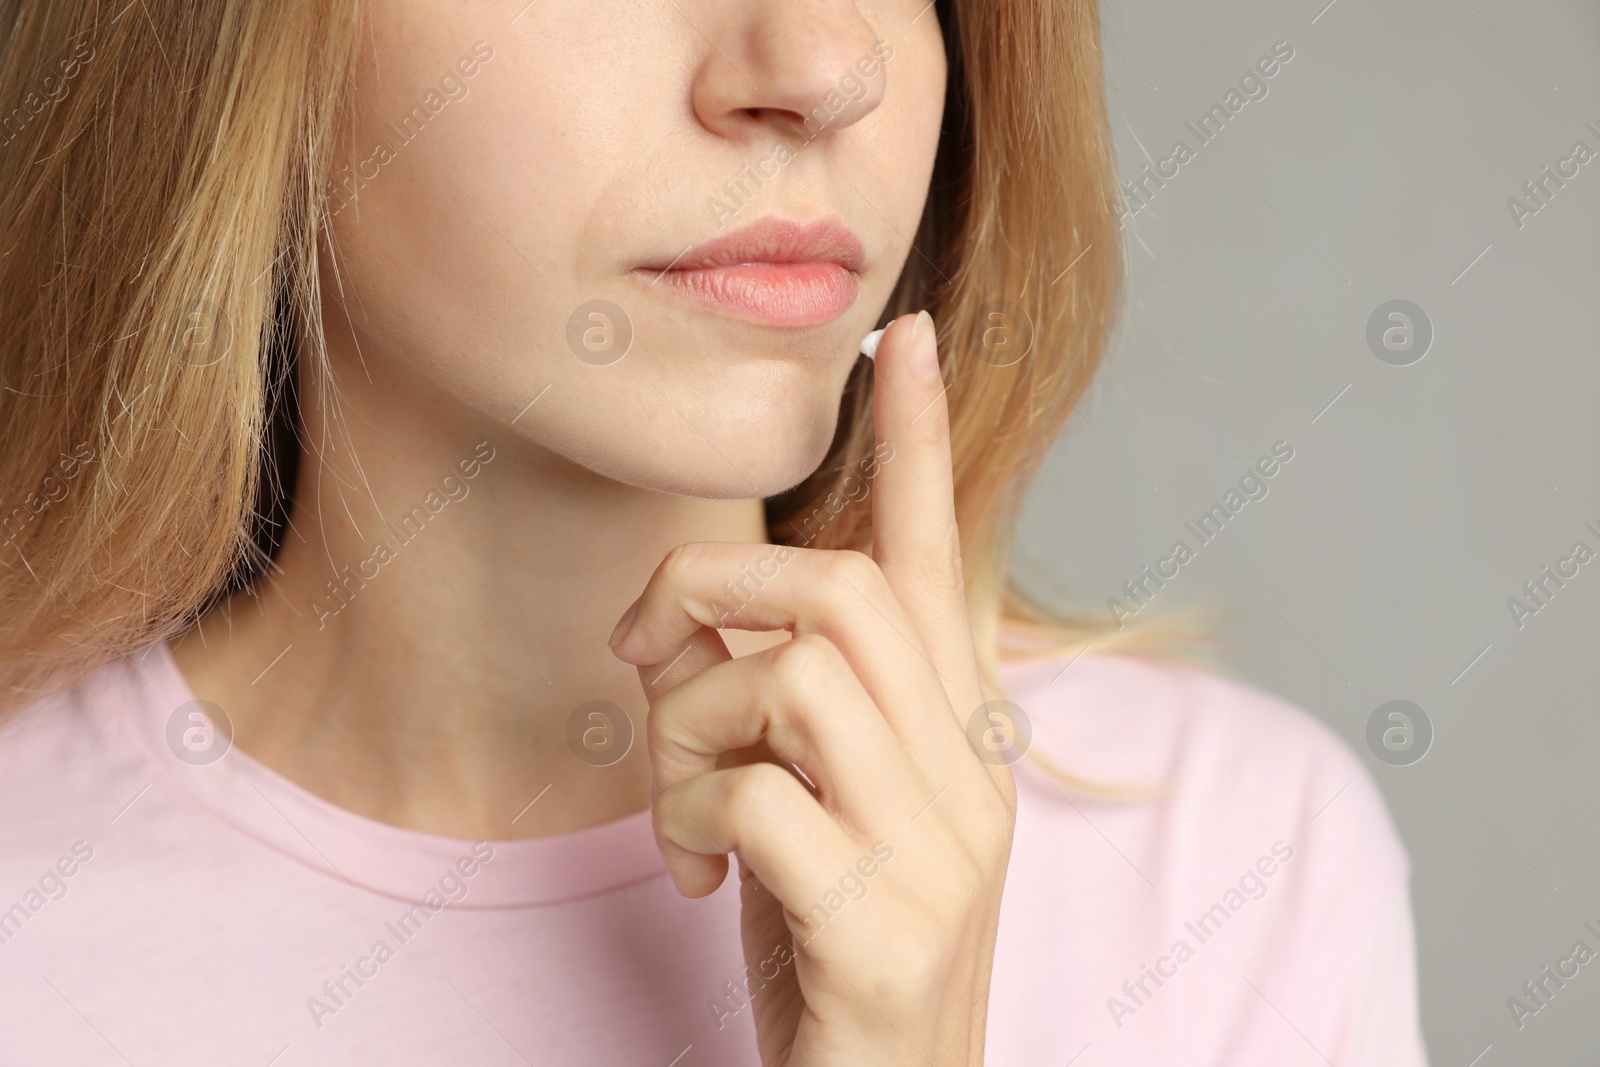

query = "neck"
[[170, 344, 785, 841]]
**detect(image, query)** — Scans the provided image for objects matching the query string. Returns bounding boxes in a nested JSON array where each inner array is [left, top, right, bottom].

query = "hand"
[[608, 310, 1017, 1066]]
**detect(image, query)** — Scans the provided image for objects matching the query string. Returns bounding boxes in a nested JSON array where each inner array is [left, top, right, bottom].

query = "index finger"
[[869, 311, 982, 715]]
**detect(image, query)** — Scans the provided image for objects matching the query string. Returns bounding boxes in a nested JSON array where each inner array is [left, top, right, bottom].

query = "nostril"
[[692, 15, 888, 143]]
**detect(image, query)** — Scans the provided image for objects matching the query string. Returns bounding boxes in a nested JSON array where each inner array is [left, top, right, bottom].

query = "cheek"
[[326, 0, 691, 351], [323, 32, 621, 421], [849, 35, 947, 290]]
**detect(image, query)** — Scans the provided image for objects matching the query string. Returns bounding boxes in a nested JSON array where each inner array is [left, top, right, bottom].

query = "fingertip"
[[607, 595, 641, 654], [654, 808, 730, 896], [673, 852, 730, 898], [910, 309, 939, 379], [874, 311, 948, 438], [609, 635, 646, 665], [875, 311, 939, 383]]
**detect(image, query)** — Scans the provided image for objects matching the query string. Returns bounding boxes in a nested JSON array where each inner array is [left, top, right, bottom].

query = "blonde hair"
[[0, 0, 1210, 793], [0, 0, 352, 706]]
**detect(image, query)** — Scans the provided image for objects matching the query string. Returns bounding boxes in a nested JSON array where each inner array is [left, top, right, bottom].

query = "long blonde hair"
[[0, 1, 1202, 762]]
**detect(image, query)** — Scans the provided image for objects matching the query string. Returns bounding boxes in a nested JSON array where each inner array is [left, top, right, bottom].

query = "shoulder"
[[0, 652, 159, 867], [1001, 649, 1411, 925], [990, 652, 1425, 1059]]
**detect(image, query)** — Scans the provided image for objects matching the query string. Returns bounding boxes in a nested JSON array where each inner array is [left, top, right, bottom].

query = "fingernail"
[[859, 328, 885, 361], [608, 597, 640, 648], [910, 310, 939, 379]]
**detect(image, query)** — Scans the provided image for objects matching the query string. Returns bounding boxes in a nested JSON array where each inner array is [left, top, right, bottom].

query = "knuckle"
[[726, 762, 798, 830], [915, 835, 985, 913], [898, 932, 949, 994], [659, 541, 707, 587], [868, 917, 948, 1002], [946, 849, 988, 909], [958, 784, 1017, 857], [821, 548, 882, 599], [769, 633, 840, 696]]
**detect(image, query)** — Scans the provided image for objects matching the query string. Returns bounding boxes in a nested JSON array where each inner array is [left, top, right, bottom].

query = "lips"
[[634, 218, 864, 328]]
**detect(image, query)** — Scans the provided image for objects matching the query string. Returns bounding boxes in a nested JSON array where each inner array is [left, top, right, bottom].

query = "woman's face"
[[322, 0, 947, 498]]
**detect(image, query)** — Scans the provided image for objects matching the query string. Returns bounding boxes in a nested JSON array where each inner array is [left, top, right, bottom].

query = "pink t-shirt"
[[0, 641, 1428, 1065]]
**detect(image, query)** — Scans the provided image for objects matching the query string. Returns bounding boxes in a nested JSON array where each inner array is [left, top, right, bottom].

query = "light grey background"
[[1012, 0, 1600, 1062]]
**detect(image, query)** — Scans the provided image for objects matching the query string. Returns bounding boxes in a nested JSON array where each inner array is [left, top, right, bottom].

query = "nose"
[[691, 0, 889, 143]]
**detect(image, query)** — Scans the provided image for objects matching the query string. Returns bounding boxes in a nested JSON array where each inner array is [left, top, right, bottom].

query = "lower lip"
[[637, 262, 858, 328]]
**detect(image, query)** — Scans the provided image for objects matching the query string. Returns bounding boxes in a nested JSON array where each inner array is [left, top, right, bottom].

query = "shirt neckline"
[[120, 640, 1066, 909], [118, 640, 669, 909]]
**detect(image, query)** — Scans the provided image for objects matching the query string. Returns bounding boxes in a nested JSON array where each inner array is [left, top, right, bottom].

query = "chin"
[[540, 382, 847, 502]]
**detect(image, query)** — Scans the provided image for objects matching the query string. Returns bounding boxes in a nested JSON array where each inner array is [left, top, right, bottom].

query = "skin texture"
[[172, 2, 1013, 1062]]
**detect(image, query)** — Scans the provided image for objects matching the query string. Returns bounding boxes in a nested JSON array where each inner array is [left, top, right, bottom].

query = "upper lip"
[[640, 218, 866, 274]]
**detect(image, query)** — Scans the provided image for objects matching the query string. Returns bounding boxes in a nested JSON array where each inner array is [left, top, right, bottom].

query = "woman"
[[0, 0, 1427, 1063]]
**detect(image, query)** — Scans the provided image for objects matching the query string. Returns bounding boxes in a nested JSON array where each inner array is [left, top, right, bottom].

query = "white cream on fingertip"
[[859, 328, 885, 360]]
